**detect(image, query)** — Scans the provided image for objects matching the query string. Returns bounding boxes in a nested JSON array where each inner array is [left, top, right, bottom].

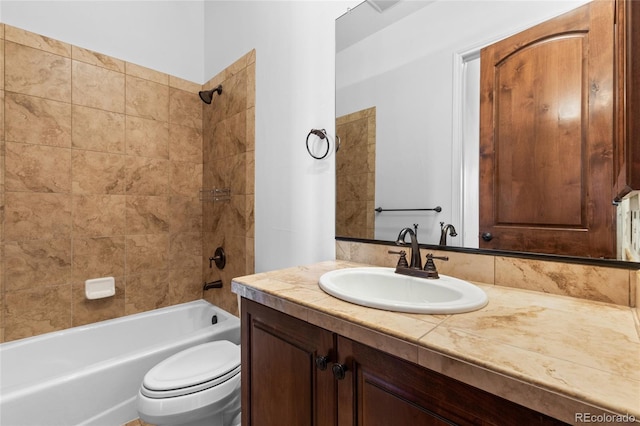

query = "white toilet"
[[137, 340, 241, 426]]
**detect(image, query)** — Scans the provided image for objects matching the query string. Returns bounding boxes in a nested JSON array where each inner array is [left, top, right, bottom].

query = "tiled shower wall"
[[201, 51, 256, 316], [336, 107, 376, 239], [0, 25, 206, 342]]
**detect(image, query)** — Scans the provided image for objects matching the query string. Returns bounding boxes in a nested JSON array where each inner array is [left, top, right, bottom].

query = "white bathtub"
[[0, 300, 240, 426]]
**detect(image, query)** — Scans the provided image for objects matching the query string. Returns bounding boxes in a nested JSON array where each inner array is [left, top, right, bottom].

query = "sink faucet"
[[395, 227, 422, 269], [439, 222, 458, 246]]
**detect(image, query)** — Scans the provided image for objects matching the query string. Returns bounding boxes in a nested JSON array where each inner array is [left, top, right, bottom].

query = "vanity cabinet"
[[241, 299, 336, 426], [241, 299, 567, 426]]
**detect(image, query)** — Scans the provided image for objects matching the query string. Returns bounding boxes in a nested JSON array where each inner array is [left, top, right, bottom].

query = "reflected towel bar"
[[374, 206, 442, 213]]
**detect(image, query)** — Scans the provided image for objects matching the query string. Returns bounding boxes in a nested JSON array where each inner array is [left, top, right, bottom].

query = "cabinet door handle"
[[315, 355, 329, 371], [481, 232, 493, 241], [332, 363, 348, 380]]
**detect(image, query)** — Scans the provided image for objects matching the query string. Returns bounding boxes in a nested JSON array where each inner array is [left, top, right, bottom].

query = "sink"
[[318, 267, 488, 314]]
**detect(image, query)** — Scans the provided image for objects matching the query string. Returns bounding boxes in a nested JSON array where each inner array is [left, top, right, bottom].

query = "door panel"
[[479, 0, 615, 257], [336, 336, 566, 426], [242, 299, 336, 426]]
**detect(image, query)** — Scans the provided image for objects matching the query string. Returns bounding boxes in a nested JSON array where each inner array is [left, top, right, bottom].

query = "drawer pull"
[[332, 363, 348, 380], [315, 355, 329, 371]]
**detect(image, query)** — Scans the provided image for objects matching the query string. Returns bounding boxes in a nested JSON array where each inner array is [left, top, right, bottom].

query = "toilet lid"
[[141, 340, 240, 398]]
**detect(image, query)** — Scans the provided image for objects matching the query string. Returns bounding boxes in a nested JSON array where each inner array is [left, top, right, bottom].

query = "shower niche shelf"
[[199, 188, 231, 202]]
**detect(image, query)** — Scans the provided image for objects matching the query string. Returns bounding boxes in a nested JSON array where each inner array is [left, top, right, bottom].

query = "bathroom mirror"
[[335, 0, 637, 263]]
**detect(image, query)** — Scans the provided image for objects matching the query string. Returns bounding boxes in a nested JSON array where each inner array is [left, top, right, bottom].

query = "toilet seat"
[[141, 340, 240, 399]]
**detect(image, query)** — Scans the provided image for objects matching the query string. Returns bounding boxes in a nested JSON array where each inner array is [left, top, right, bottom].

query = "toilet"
[[137, 340, 241, 426]]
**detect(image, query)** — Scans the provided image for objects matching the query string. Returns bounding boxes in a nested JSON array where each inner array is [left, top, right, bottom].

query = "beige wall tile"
[[247, 62, 256, 109], [495, 257, 630, 306], [5, 142, 71, 193], [212, 111, 247, 159], [71, 194, 126, 237], [431, 250, 495, 285], [71, 105, 125, 153], [245, 195, 255, 239], [3, 285, 72, 342], [170, 232, 202, 270], [246, 107, 255, 153], [209, 154, 246, 196], [5, 93, 72, 147], [72, 236, 125, 281], [71, 277, 125, 326], [71, 45, 125, 72], [125, 116, 169, 159], [125, 75, 169, 122], [169, 87, 202, 129], [246, 153, 255, 196], [170, 161, 202, 197], [72, 60, 124, 113], [336, 240, 351, 261], [126, 195, 170, 235], [169, 75, 200, 92], [169, 124, 202, 163], [5, 25, 71, 57], [5, 42, 71, 102], [125, 234, 169, 275], [0, 290, 4, 343], [124, 271, 170, 315], [4, 238, 72, 291], [0, 41, 5, 90], [169, 196, 202, 234], [335, 200, 367, 238], [126, 62, 168, 85], [221, 195, 247, 237], [4, 192, 72, 240], [217, 70, 247, 123], [72, 150, 125, 195], [169, 268, 203, 305], [634, 270, 639, 309], [125, 156, 169, 196]]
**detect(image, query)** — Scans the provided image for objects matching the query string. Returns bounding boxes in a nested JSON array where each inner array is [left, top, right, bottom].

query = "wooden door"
[[479, 0, 616, 257], [335, 336, 566, 425], [241, 299, 336, 426]]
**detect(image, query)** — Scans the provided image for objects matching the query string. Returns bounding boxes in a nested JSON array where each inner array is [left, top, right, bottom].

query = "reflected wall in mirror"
[[335, 0, 638, 261], [336, 107, 376, 239]]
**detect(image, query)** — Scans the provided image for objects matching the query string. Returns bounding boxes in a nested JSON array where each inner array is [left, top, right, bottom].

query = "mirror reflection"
[[335, 0, 638, 261]]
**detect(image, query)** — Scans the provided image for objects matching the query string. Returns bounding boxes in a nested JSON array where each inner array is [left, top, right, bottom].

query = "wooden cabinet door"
[[335, 336, 566, 426], [479, 0, 616, 257], [241, 299, 336, 426]]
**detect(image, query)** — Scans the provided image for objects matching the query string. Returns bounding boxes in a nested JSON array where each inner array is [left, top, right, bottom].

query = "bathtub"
[[0, 300, 240, 426]]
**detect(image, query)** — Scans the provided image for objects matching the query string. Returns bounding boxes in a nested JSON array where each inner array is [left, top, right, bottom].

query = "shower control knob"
[[481, 232, 493, 242], [332, 363, 348, 380]]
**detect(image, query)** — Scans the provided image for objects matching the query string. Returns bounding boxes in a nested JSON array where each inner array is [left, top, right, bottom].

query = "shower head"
[[198, 84, 223, 104]]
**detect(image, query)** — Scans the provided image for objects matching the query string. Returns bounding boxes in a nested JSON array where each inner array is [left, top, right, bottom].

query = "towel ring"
[[306, 128, 330, 160]]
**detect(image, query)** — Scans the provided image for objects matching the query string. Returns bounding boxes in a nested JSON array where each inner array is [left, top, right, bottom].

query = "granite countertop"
[[231, 260, 640, 424]]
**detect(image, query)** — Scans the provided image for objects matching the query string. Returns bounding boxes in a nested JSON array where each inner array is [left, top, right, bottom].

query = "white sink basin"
[[319, 267, 488, 314]]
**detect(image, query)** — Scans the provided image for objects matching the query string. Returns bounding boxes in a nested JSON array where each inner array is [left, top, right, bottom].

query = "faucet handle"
[[388, 250, 409, 268], [423, 253, 449, 279]]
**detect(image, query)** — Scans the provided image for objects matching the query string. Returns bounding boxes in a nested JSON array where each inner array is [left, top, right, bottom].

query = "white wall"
[[203, 1, 357, 272], [336, 0, 589, 245], [0, 0, 205, 83]]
